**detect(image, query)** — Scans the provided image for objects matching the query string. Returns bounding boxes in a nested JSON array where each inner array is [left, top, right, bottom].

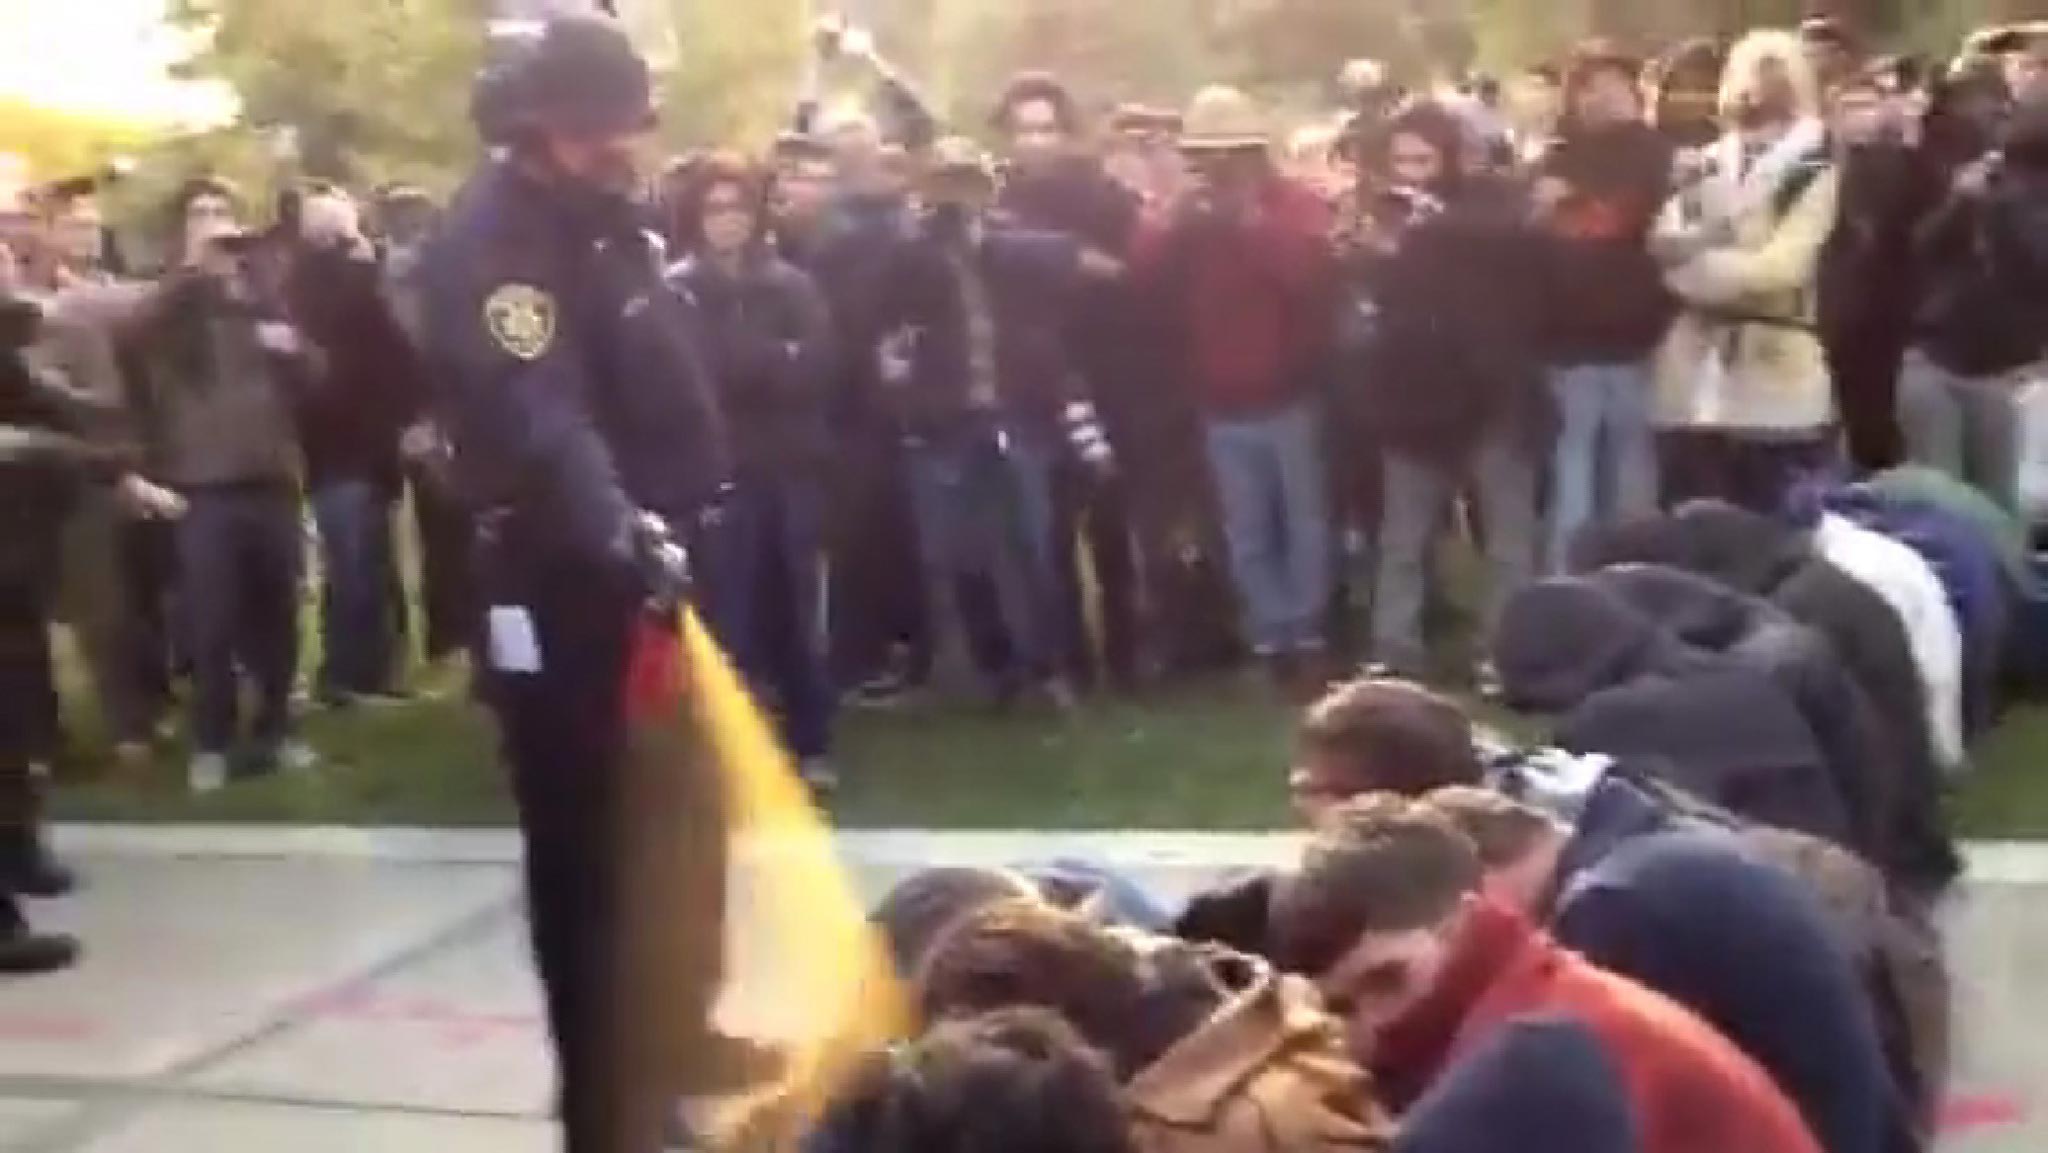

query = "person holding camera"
[[1352, 99, 1548, 688], [883, 137, 1119, 709], [145, 178, 319, 793], [1896, 93, 2048, 512], [1131, 86, 1337, 691]]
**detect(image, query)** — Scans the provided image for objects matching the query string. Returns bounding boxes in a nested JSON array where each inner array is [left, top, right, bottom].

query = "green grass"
[[45, 673, 2048, 838]]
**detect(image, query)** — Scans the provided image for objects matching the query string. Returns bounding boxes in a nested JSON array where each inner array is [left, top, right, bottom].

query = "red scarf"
[[1367, 898, 1534, 1110]]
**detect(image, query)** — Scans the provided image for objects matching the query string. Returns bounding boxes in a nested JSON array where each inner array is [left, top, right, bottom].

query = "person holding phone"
[[139, 178, 319, 793]]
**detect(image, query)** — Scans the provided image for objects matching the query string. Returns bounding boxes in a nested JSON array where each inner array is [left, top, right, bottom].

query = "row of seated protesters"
[[819, 669, 1952, 1153]]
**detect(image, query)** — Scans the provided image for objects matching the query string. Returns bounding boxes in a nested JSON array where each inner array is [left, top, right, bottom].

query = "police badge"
[[484, 283, 556, 361]]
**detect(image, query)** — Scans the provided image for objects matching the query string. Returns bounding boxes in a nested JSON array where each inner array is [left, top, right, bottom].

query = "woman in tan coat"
[[1651, 30, 1841, 512]]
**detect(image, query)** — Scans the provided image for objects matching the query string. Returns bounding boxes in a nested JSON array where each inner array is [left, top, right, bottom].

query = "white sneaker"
[[188, 753, 230, 795], [275, 741, 320, 775]]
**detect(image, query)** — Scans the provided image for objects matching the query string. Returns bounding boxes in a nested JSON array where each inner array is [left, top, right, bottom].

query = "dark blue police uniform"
[[418, 21, 727, 1146]]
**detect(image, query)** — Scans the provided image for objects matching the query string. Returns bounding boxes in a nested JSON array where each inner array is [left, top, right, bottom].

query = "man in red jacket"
[[1272, 795, 1822, 1153], [1132, 86, 1337, 688]]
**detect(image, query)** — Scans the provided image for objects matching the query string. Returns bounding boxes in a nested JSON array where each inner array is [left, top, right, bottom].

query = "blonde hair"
[[1719, 29, 1822, 122]]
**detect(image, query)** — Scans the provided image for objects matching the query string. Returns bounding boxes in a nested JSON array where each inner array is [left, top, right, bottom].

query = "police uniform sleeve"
[[431, 251, 639, 574]]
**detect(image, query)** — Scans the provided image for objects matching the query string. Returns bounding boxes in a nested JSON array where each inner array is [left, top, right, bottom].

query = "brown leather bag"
[[1127, 956, 1392, 1153]]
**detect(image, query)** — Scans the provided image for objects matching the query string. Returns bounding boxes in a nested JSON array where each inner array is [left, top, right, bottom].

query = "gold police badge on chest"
[[484, 284, 556, 360]]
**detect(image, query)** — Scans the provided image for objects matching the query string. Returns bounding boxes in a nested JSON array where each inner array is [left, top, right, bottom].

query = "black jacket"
[[1569, 503, 1960, 892], [287, 242, 423, 490], [1493, 575, 1853, 847], [669, 251, 835, 479], [1582, 564, 1919, 885], [1360, 175, 1551, 464], [1534, 122, 1676, 365], [1554, 799, 1910, 1153], [1911, 157, 2048, 377]]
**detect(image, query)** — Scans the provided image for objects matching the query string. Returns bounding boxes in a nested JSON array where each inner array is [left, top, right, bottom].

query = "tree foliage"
[[653, 0, 808, 148], [167, 0, 487, 188]]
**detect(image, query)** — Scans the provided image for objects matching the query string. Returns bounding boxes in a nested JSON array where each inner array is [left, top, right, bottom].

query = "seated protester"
[[1176, 679, 1487, 958], [1270, 797, 1822, 1153], [1804, 506, 1967, 775], [1872, 465, 2032, 592], [919, 900, 1394, 1153], [1822, 483, 2011, 736], [1581, 563, 1956, 892], [872, 866, 1045, 981], [669, 154, 842, 789], [1421, 787, 1908, 1153], [1648, 30, 1839, 514], [1177, 676, 1951, 1130], [814, 1008, 1136, 1153], [1353, 99, 1549, 685], [1895, 94, 2048, 513], [1395, 1016, 1640, 1153], [1568, 501, 1946, 856], [1491, 575, 1854, 847]]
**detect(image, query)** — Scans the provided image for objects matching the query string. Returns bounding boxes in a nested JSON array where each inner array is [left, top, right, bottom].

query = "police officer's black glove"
[[630, 511, 692, 614]]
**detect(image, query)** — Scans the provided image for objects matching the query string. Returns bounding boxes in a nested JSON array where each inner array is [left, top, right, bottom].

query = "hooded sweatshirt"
[[1811, 513, 1965, 773], [1393, 1016, 1638, 1153], [1516, 768, 1953, 1137], [1583, 563, 1946, 888], [1369, 898, 1821, 1153], [1554, 828, 1908, 1153], [1492, 576, 1852, 846], [1568, 502, 1952, 891]]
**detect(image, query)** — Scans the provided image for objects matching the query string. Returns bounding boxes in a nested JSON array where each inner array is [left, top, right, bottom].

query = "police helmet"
[[472, 15, 656, 145]]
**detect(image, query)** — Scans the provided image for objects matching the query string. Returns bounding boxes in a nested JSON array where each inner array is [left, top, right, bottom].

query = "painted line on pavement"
[[47, 825, 2048, 884]]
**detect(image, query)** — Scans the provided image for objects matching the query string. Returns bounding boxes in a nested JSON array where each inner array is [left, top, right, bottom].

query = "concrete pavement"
[[0, 827, 2041, 1152]]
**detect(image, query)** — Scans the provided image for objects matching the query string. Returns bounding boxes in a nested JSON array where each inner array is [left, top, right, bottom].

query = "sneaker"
[[0, 923, 79, 976], [188, 752, 230, 796], [798, 757, 840, 792]]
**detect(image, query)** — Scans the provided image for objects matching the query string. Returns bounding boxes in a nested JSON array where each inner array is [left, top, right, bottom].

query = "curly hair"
[[814, 1008, 1134, 1153], [915, 899, 1156, 1074]]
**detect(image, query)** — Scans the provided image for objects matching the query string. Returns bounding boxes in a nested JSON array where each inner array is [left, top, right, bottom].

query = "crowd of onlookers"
[[1, 20, 2046, 1126]]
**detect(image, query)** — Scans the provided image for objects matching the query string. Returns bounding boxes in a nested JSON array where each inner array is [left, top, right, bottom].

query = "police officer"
[[418, 15, 729, 1153]]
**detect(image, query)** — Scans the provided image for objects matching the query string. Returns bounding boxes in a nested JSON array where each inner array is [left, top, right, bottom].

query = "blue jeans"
[[1203, 400, 1331, 655], [1896, 349, 2022, 511], [905, 430, 1059, 686], [1547, 361, 1658, 572], [177, 485, 303, 757], [312, 480, 397, 698], [695, 477, 836, 759], [1373, 424, 1538, 673]]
